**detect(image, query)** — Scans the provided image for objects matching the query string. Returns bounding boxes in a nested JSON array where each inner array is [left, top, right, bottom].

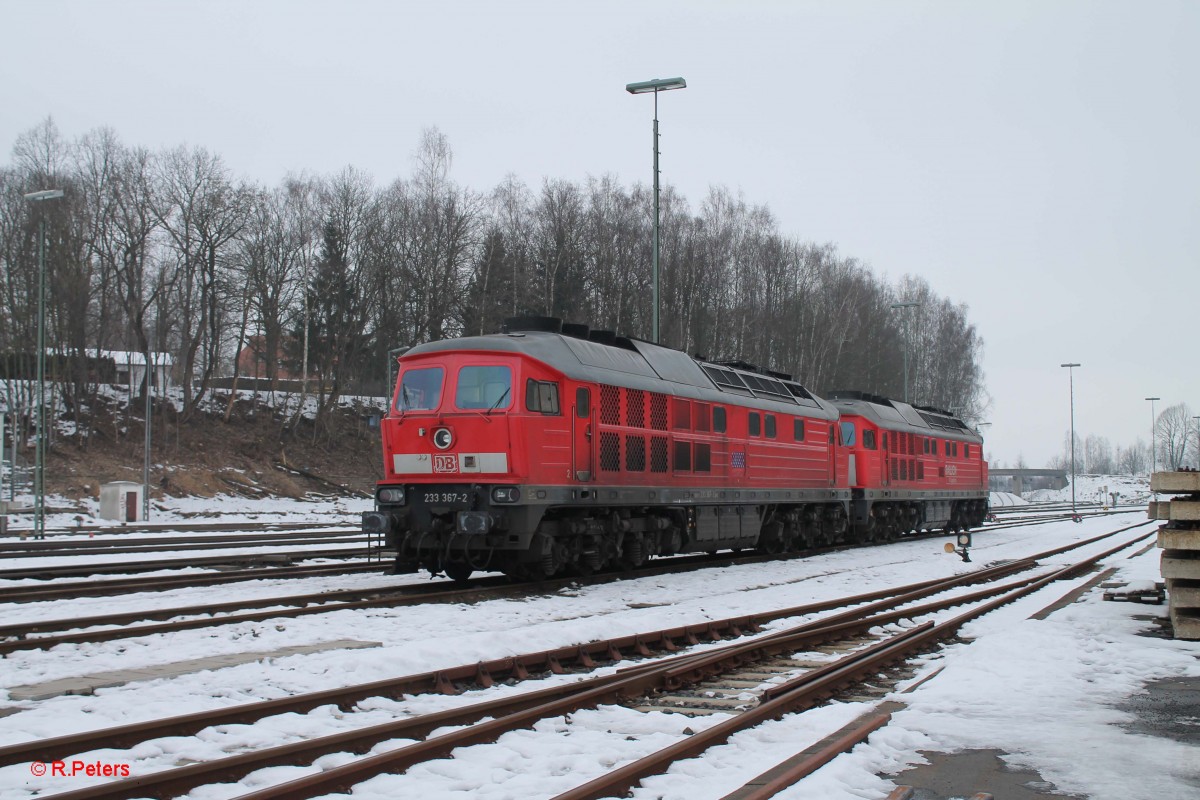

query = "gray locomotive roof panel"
[[631, 339, 714, 385], [831, 396, 982, 443], [403, 333, 839, 420], [563, 336, 661, 379]]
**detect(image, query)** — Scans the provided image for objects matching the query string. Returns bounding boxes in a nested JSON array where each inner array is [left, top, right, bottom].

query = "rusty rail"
[[10, 524, 1155, 800]]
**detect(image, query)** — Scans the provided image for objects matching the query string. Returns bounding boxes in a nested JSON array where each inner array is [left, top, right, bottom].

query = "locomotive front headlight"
[[378, 487, 406, 504], [491, 486, 521, 504]]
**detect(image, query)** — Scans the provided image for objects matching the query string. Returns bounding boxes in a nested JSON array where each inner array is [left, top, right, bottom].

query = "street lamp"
[[23, 188, 64, 540], [626, 76, 687, 344], [1146, 396, 1160, 477], [1061, 363, 1080, 518], [1193, 415, 1200, 469], [891, 301, 920, 402]]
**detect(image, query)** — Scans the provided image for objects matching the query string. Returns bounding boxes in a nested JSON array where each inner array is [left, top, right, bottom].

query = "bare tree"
[[1117, 439, 1149, 475], [1084, 434, 1114, 474], [1156, 403, 1193, 471], [155, 146, 248, 420]]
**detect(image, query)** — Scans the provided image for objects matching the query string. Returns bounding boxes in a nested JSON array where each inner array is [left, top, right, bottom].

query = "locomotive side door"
[[572, 386, 594, 481], [881, 430, 889, 486]]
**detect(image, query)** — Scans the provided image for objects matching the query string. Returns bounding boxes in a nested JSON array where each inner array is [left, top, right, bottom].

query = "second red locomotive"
[[362, 318, 988, 581]]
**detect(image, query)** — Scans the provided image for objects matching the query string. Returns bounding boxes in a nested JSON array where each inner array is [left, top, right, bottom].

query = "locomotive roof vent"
[[828, 389, 896, 406], [561, 322, 591, 340], [502, 316, 562, 334], [587, 329, 617, 345]]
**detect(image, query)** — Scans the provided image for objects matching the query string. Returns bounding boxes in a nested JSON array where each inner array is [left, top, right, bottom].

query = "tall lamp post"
[[28, 189, 61, 539], [23, 188, 64, 540], [626, 76, 687, 344], [1061, 363, 1080, 518], [1146, 396, 1160, 477], [1194, 415, 1200, 469], [891, 301, 920, 402]]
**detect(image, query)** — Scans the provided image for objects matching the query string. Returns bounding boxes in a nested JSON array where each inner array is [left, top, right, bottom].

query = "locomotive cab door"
[[572, 386, 593, 481]]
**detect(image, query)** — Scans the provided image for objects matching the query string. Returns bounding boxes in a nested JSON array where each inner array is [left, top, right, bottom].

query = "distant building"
[[101, 350, 174, 392], [235, 335, 304, 381]]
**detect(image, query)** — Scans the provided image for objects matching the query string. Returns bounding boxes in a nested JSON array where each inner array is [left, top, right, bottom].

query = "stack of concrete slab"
[[1151, 471, 1200, 640]]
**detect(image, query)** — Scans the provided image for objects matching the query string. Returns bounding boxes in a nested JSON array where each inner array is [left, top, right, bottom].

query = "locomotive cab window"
[[576, 387, 590, 418], [964, 444, 971, 458], [525, 379, 560, 415], [749, 412, 761, 437], [765, 414, 776, 438], [713, 407, 727, 433], [793, 418, 805, 441], [398, 366, 444, 412], [840, 421, 856, 446], [863, 430, 877, 450], [454, 365, 512, 410]]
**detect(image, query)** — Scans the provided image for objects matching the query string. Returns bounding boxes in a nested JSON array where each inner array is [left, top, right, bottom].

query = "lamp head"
[[626, 77, 687, 94]]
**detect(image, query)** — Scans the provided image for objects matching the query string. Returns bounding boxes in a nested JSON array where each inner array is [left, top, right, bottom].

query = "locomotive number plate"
[[423, 491, 473, 507]]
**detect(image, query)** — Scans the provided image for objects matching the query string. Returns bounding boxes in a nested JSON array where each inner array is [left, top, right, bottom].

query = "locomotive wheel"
[[758, 521, 786, 554], [443, 562, 473, 583]]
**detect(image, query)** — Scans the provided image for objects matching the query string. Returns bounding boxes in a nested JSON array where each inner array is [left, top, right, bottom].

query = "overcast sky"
[[2, 1, 1197, 468]]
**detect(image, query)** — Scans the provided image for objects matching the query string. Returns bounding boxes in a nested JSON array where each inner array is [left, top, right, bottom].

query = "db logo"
[[433, 455, 458, 473]]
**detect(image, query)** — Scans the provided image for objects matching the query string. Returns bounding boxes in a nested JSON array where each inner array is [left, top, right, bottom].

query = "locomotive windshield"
[[397, 366, 444, 411], [455, 365, 513, 410]]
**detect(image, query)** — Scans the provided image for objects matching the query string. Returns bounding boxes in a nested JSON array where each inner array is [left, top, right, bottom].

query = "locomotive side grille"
[[626, 389, 646, 428], [650, 392, 668, 431], [601, 384, 620, 425], [626, 434, 646, 471], [650, 435, 669, 473], [600, 431, 621, 471]]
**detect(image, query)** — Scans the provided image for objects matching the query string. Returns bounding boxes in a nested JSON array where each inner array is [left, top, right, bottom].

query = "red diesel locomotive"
[[362, 318, 989, 581]]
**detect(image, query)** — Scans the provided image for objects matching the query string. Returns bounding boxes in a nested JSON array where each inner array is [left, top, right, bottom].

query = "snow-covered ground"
[[1026, 473, 1152, 506], [1, 497, 1196, 800]]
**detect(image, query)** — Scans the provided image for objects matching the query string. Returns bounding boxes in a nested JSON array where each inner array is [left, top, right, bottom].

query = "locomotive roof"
[[404, 332, 840, 420], [827, 390, 983, 443]]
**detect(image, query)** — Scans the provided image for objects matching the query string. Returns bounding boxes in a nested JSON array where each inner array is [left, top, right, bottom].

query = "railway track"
[[0, 528, 989, 654], [0, 561, 390, 604], [1, 511, 1141, 652], [1, 519, 358, 538], [0, 528, 366, 559], [0, 546, 377, 582], [1, 520, 1156, 800], [981, 506, 1142, 532]]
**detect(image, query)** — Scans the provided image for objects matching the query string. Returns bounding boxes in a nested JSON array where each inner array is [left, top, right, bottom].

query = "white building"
[[101, 350, 174, 392]]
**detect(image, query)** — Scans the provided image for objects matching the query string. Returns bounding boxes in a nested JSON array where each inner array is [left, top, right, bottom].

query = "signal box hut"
[[100, 481, 144, 522]]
